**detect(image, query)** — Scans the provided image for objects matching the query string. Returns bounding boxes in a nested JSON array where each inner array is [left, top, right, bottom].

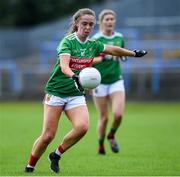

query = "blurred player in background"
[[92, 9, 126, 154], [24, 8, 147, 174]]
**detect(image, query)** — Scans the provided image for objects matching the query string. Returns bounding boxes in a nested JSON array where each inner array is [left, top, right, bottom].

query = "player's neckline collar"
[[75, 32, 89, 44], [100, 31, 116, 39]]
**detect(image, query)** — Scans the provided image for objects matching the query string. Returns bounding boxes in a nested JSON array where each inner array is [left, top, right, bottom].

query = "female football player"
[[92, 9, 127, 154], [25, 8, 147, 173]]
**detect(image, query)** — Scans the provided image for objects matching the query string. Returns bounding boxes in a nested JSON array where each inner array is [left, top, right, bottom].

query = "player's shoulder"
[[91, 32, 103, 39], [64, 33, 76, 41], [114, 31, 124, 38], [92, 31, 124, 39]]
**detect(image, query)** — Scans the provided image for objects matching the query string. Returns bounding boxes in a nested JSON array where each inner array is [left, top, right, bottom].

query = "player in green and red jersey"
[[45, 33, 104, 97], [92, 9, 127, 154], [25, 8, 147, 174]]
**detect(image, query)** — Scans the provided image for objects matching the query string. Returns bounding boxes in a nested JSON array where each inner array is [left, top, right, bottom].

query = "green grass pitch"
[[0, 101, 180, 176]]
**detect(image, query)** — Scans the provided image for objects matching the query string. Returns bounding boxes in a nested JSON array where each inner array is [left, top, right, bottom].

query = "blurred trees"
[[0, 0, 104, 27]]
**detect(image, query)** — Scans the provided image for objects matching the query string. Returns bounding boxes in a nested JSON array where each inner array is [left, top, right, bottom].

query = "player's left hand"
[[133, 50, 147, 57], [72, 74, 84, 92]]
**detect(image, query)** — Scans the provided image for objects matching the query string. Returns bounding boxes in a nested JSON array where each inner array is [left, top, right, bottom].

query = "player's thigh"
[[65, 105, 89, 129], [110, 91, 125, 115], [93, 96, 108, 116], [42, 104, 64, 134]]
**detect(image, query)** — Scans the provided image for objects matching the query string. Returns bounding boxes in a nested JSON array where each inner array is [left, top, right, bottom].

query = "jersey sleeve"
[[121, 38, 125, 48], [57, 37, 71, 55], [94, 40, 105, 56], [119, 32, 125, 48]]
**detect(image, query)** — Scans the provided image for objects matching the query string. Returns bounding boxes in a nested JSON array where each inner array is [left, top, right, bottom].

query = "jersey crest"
[[80, 49, 86, 56]]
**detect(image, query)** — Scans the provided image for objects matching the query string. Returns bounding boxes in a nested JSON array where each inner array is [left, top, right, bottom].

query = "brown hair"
[[67, 8, 96, 35], [98, 9, 116, 30]]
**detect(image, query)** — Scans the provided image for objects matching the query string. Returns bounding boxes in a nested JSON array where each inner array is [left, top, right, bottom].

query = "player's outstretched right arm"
[[104, 45, 147, 58]]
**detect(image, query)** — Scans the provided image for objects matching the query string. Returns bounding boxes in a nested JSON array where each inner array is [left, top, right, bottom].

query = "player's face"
[[76, 14, 95, 40], [101, 14, 116, 32]]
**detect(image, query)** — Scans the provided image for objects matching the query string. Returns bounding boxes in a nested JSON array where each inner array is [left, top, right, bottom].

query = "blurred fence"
[[122, 40, 180, 100], [0, 28, 180, 101]]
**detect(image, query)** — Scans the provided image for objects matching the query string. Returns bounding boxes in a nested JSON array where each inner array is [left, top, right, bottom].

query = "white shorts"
[[43, 94, 86, 110], [92, 80, 125, 97]]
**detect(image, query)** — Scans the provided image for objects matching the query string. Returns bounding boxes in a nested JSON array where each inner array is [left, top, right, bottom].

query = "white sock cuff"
[[55, 149, 62, 156]]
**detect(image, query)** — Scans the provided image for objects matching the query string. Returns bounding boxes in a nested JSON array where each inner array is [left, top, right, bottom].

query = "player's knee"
[[101, 115, 108, 124], [41, 132, 55, 144], [81, 123, 89, 135], [76, 122, 89, 135], [114, 112, 123, 121]]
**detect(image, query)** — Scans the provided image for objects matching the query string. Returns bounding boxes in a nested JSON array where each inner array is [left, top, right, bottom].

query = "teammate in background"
[[92, 9, 128, 154], [24, 8, 147, 173]]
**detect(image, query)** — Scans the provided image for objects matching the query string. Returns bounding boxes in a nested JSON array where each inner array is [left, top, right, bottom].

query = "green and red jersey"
[[45, 32, 105, 97], [92, 31, 125, 84]]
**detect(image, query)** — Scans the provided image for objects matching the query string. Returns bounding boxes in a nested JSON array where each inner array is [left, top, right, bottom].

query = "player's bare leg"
[[49, 105, 89, 173], [93, 96, 108, 154], [62, 105, 89, 149], [107, 91, 125, 153], [25, 104, 63, 172]]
